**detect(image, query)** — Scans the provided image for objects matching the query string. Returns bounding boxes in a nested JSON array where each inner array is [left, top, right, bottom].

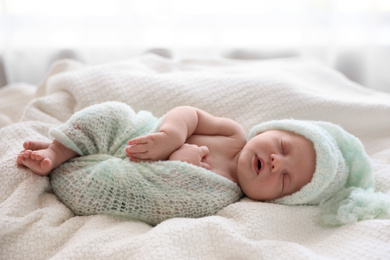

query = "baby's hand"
[[169, 143, 211, 170], [126, 132, 176, 161]]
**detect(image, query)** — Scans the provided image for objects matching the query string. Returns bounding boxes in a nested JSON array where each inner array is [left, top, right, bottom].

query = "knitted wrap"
[[49, 102, 243, 225]]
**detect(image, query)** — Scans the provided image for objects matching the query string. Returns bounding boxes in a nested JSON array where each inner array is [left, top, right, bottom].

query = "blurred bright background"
[[1, 0, 390, 92]]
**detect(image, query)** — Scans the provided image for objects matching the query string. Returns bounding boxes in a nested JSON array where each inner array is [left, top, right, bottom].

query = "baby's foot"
[[17, 141, 54, 176], [21, 151, 54, 176], [16, 141, 50, 166], [16, 140, 50, 166], [17, 140, 78, 176]]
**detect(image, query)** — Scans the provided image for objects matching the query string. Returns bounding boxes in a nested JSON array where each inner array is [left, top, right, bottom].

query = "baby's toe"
[[23, 141, 31, 150], [40, 158, 52, 172], [16, 154, 24, 166], [24, 140, 50, 150], [23, 150, 32, 158], [31, 151, 44, 160]]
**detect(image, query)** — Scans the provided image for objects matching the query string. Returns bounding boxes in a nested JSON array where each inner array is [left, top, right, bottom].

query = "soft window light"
[[1, 0, 389, 92]]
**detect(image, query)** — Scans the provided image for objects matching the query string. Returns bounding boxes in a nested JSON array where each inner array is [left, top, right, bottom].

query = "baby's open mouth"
[[258, 159, 262, 172], [253, 155, 263, 175]]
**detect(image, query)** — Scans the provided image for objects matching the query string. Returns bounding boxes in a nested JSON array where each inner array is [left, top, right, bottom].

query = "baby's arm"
[[126, 106, 244, 162], [168, 143, 211, 170]]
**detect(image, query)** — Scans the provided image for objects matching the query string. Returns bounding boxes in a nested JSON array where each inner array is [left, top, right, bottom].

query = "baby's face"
[[237, 130, 316, 201]]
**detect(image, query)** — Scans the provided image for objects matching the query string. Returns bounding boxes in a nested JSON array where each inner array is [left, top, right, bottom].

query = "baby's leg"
[[18, 140, 78, 176]]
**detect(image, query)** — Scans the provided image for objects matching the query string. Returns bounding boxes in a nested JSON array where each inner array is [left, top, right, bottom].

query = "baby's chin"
[[241, 188, 281, 202]]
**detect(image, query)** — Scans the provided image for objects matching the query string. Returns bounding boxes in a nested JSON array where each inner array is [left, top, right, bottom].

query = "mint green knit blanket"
[[49, 102, 243, 225]]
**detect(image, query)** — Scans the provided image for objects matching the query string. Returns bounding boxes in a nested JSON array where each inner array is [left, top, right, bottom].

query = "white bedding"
[[1, 54, 390, 259]]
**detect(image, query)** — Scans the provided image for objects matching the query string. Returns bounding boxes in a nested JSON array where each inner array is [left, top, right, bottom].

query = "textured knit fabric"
[[49, 101, 243, 225], [249, 119, 390, 226]]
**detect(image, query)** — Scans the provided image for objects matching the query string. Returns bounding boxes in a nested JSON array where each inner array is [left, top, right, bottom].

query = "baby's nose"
[[270, 154, 284, 173]]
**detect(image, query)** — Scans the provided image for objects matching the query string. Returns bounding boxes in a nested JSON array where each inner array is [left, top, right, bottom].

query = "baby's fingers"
[[126, 135, 154, 155], [126, 144, 148, 154], [128, 136, 149, 145], [200, 162, 211, 170], [199, 146, 209, 158]]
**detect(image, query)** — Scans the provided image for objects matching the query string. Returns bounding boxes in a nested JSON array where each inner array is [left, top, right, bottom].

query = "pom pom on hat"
[[249, 119, 390, 226]]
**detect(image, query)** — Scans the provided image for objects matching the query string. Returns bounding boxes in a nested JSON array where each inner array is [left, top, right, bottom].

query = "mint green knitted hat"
[[249, 120, 390, 226]]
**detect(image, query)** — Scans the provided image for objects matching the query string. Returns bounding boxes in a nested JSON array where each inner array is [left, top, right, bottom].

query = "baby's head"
[[237, 128, 316, 201], [238, 119, 380, 225]]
